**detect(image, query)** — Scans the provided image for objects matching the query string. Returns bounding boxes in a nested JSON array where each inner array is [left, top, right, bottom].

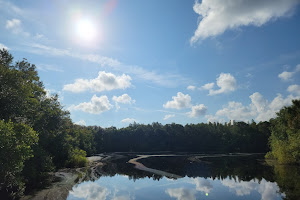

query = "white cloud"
[[200, 83, 214, 90], [190, 0, 299, 44], [0, 43, 9, 50], [278, 71, 294, 81], [112, 94, 135, 104], [63, 71, 132, 93], [249, 92, 268, 113], [70, 95, 112, 114], [187, 104, 207, 118], [112, 94, 135, 110], [5, 18, 29, 36], [287, 84, 300, 96], [121, 118, 137, 123], [165, 188, 197, 200], [252, 92, 298, 121], [206, 90, 299, 123], [75, 120, 86, 126], [69, 182, 109, 200], [163, 114, 175, 120], [201, 73, 236, 95], [213, 101, 255, 122], [163, 92, 192, 110], [278, 64, 300, 81], [187, 85, 196, 90]]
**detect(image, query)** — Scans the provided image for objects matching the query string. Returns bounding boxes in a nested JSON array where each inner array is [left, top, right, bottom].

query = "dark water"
[[67, 154, 300, 200]]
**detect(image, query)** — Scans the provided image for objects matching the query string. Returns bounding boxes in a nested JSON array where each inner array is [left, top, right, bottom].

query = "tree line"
[[0, 49, 299, 199]]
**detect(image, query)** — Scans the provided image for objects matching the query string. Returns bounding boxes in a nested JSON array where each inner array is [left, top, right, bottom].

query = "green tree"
[[0, 120, 38, 199], [266, 99, 300, 164]]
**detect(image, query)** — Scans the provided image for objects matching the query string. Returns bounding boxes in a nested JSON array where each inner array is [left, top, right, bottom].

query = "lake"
[[66, 153, 300, 200]]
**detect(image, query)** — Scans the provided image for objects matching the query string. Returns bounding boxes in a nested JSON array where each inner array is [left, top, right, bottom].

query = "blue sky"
[[1, 0, 300, 127]]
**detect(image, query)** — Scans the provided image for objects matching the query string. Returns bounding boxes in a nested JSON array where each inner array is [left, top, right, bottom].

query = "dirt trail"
[[128, 155, 182, 179]]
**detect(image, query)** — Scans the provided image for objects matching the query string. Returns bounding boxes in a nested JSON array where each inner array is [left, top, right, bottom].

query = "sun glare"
[[75, 19, 97, 42]]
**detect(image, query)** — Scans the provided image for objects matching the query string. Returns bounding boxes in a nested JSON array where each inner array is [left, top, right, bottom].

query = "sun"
[[75, 18, 97, 42]]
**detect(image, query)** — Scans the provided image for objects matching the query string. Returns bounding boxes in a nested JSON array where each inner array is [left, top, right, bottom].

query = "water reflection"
[[221, 178, 283, 200], [68, 175, 283, 200], [70, 183, 109, 200], [193, 178, 212, 193], [165, 188, 197, 200], [67, 154, 294, 200]]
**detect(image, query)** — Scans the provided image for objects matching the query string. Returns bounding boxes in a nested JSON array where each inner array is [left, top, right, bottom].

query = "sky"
[[1, 0, 300, 128]]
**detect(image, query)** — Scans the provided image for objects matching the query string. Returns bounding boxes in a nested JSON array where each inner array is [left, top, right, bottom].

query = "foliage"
[[22, 146, 55, 191], [89, 121, 270, 153], [266, 99, 300, 164], [66, 148, 88, 168], [272, 164, 300, 200], [0, 49, 88, 198], [0, 120, 38, 199]]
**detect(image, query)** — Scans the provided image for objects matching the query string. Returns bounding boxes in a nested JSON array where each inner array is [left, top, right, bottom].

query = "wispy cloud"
[[5, 18, 30, 36], [187, 85, 196, 91], [0, 0, 26, 17], [22, 43, 188, 87], [37, 64, 64, 72], [121, 118, 138, 123], [163, 114, 175, 120]]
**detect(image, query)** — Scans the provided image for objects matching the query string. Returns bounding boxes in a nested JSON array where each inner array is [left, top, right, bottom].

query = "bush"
[[66, 148, 88, 168]]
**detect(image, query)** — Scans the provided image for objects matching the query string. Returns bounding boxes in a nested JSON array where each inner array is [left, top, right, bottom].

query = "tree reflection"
[[268, 162, 300, 200]]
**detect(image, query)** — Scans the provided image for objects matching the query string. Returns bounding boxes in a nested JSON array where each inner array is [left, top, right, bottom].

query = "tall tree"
[[266, 99, 300, 164]]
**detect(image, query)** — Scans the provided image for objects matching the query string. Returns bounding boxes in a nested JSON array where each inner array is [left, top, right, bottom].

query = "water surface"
[[67, 154, 299, 200]]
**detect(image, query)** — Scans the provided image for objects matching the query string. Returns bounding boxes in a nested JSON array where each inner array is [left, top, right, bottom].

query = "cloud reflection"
[[112, 194, 131, 200], [193, 178, 213, 193], [221, 177, 283, 200], [69, 182, 109, 200], [165, 188, 197, 200]]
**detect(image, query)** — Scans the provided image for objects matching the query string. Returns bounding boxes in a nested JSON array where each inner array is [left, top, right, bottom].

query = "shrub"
[[66, 148, 88, 168]]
